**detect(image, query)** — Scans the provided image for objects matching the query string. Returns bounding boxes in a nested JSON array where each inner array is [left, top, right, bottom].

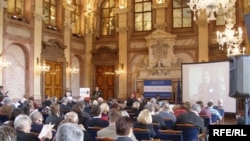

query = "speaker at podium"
[[229, 55, 250, 98]]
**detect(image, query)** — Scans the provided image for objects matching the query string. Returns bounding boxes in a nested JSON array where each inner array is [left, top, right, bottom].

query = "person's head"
[[61, 97, 68, 104], [196, 101, 204, 107], [218, 99, 223, 106], [91, 105, 101, 117], [14, 114, 32, 133], [0, 125, 17, 141], [9, 108, 22, 121], [207, 101, 214, 107], [132, 101, 140, 110], [116, 116, 133, 136], [55, 123, 84, 141], [97, 97, 104, 104], [50, 103, 60, 115], [144, 103, 155, 114], [100, 102, 109, 114], [137, 109, 152, 124], [64, 111, 79, 123], [191, 103, 201, 113], [30, 111, 43, 124], [71, 103, 83, 117], [2, 97, 12, 106], [108, 108, 121, 123]]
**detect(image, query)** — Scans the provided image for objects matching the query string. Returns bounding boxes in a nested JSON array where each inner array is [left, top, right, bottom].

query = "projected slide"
[[182, 61, 236, 113]]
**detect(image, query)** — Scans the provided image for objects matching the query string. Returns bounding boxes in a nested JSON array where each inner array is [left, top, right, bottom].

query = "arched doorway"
[[92, 47, 118, 100], [41, 39, 67, 100]]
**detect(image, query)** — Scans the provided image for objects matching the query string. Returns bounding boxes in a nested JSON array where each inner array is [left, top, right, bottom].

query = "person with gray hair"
[[14, 114, 35, 141], [55, 123, 84, 141], [0, 96, 14, 116], [175, 103, 205, 134]]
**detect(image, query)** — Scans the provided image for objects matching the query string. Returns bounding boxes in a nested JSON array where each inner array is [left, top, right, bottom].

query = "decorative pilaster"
[[196, 10, 209, 62], [152, 1, 168, 30], [0, 0, 6, 85], [63, 2, 75, 89], [113, 7, 129, 99]]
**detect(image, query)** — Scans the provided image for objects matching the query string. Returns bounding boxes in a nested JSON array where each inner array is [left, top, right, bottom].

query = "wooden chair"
[[163, 118, 174, 129], [95, 137, 115, 141], [211, 114, 219, 125], [88, 126, 103, 141], [199, 115, 211, 141], [133, 128, 151, 141], [176, 123, 205, 141], [158, 129, 183, 141]]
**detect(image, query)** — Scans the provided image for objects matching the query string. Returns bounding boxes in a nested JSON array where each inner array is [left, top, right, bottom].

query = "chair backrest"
[[176, 124, 200, 141], [163, 118, 174, 129], [88, 126, 103, 141], [158, 129, 183, 141], [211, 114, 219, 125], [152, 123, 160, 139], [95, 137, 115, 141], [133, 128, 151, 141], [200, 115, 211, 131]]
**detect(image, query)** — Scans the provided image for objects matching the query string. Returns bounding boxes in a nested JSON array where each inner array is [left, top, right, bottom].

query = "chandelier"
[[216, 23, 245, 57], [187, 0, 236, 22], [0, 58, 11, 68], [69, 67, 79, 74]]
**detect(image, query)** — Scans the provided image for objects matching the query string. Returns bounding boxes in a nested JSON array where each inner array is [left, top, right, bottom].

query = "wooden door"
[[44, 61, 63, 99], [95, 65, 115, 100]]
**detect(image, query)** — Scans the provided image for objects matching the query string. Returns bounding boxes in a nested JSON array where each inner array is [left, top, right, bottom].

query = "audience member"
[[0, 125, 17, 141], [131, 101, 141, 118], [97, 108, 137, 141], [45, 103, 63, 130], [207, 101, 222, 121], [55, 123, 84, 141], [134, 109, 156, 138], [59, 97, 71, 115], [196, 100, 211, 117], [71, 102, 88, 127], [4, 108, 22, 127], [144, 103, 167, 129], [0, 97, 14, 116], [85, 105, 109, 128], [60, 111, 93, 141], [115, 116, 134, 141], [158, 100, 176, 123], [28, 96, 39, 109], [99, 102, 110, 121], [20, 100, 34, 116], [175, 103, 205, 134], [172, 102, 188, 117], [14, 114, 36, 141]]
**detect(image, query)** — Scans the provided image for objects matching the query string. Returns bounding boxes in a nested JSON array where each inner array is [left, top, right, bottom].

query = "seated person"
[[175, 103, 205, 134], [207, 101, 222, 122], [55, 123, 84, 141], [97, 108, 137, 141], [85, 105, 109, 128], [196, 100, 211, 117], [173, 102, 188, 117], [133, 109, 156, 139], [0, 125, 17, 140], [115, 116, 134, 141]]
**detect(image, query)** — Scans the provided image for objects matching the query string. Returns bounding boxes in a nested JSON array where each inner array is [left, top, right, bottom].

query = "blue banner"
[[144, 80, 172, 99]]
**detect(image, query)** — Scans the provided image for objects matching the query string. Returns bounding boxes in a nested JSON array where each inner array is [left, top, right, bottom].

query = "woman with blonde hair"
[[99, 102, 110, 121], [133, 109, 156, 139]]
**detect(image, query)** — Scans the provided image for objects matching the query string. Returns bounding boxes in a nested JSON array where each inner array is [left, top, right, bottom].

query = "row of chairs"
[[90, 123, 205, 141]]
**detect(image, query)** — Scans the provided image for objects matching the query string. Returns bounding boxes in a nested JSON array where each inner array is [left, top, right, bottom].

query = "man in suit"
[[92, 87, 102, 100], [85, 105, 109, 128], [97, 108, 138, 141], [175, 103, 205, 134]]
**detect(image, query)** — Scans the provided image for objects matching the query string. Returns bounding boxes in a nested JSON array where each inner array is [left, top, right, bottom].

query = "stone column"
[[196, 11, 209, 62], [33, 1, 45, 98], [63, 2, 75, 88], [113, 7, 129, 99], [84, 11, 94, 88], [152, 1, 168, 30]]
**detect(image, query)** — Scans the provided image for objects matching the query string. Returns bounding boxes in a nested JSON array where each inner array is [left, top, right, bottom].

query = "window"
[[43, 0, 57, 27], [7, 0, 25, 18], [72, 0, 81, 36], [216, 7, 236, 26], [101, 0, 116, 36], [134, 0, 152, 31], [173, 0, 192, 28]]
